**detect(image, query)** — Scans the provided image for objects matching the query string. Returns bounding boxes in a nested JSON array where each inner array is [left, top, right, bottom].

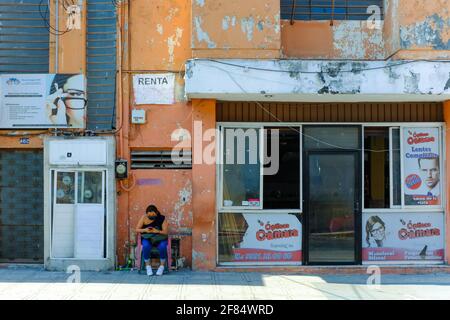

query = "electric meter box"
[[131, 109, 146, 124]]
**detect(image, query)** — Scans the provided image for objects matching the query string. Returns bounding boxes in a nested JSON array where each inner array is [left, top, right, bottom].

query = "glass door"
[[305, 151, 360, 264], [52, 170, 106, 259]]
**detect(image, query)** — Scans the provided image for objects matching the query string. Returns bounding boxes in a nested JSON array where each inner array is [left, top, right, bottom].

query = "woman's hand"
[[147, 227, 160, 234]]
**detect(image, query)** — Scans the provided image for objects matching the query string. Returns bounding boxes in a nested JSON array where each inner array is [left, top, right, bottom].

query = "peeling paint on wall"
[[167, 27, 183, 64], [241, 16, 255, 41], [404, 72, 421, 94], [156, 24, 163, 35], [194, 16, 217, 48], [333, 21, 385, 59], [400, 14, 450, 50], [222, 15, 237, 31], [172, 179, 192, 228]]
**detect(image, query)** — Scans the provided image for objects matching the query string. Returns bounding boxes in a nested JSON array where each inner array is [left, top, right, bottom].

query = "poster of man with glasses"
[[0, 74, 86, 129], [403, 127, 441, 207]]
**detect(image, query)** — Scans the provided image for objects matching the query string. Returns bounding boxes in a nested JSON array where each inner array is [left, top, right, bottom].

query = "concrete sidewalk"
[[1, 266, 450, 300]]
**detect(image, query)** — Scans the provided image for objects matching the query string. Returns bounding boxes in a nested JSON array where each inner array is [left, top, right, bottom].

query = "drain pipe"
[[55, 0, 58, 73]]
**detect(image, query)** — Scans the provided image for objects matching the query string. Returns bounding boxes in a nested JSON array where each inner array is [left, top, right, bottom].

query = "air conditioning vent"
[[130, 150, 192, 169]]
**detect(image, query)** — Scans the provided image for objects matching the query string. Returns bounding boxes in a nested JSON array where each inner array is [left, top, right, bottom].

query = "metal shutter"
[[216, 102, 444, 123], [281, 0, 384, 21], [86, 0, 117, 131], [0, 150, 44, 262], [0, 0, 50, 73]]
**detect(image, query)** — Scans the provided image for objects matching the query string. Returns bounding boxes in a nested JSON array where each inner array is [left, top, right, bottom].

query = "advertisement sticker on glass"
[[363, 212, 444, 262], [403, 127, 441, 207]]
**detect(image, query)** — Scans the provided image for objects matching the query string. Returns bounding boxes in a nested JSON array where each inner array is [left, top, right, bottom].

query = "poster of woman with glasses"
[[46, 74, 86, 128], [0, 73, 86, 129], [362, 213, 444, 262]]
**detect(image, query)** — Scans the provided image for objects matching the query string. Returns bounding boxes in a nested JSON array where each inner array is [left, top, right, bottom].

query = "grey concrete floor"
[[1, 266, 450, 300]]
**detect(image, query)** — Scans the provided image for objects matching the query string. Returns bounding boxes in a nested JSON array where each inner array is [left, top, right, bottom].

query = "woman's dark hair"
[[146, 204, 161, 216], [366, 215, 385, 247]]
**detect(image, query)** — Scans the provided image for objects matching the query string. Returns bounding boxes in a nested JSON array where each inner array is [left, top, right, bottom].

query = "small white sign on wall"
[[133, 73, 175, 105]]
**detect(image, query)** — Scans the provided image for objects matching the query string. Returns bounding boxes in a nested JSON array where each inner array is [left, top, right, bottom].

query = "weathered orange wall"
[[281, 0, 449, 60], [129, 0, 191, 71], [192, 0, 281, 58], [127, 170, 193, 267], [116, 0, 195, 267], [56, 0, 86, 73], [281, 20, 385, 59], [191, 99, 216, 270]]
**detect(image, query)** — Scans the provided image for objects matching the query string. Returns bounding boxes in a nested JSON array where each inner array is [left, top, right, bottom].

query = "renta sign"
[[132, 73, 175, 105]]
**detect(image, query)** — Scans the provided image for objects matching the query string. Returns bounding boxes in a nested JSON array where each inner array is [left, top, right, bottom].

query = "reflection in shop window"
[[222, 128, 260, 208], [391, 128, 401, 206], [218, 213, 248, 262], [56, 172, 75, 204], [304, 126, 359, 149], [218, 212, 303, 263], [77, 171, 103, 204], [364, 127, 401, 209], [263, 127, 300, 209]]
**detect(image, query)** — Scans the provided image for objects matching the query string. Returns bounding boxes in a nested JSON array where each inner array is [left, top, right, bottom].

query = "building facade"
[[0, 0, 117, 270], [1, 0, 450, 271], [117, 0, 450, 270]]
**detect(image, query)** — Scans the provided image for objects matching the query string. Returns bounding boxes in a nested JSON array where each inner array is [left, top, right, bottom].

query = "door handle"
[[354, 201, 360, 212]]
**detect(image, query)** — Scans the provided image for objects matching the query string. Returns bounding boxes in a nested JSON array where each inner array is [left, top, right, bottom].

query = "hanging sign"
[[0, 74, 86, 129], [403, 127, 441, 206], [133, 73, 175, 105]]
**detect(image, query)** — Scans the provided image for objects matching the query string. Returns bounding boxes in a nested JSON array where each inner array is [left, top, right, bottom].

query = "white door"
[[74, 171, 105, 259], [52, 170, 105, 259], [52, 171, 76, 258]]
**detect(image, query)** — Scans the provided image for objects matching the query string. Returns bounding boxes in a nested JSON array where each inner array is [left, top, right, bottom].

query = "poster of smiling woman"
[[403, 127, 441, 207], [362, 213, 444, 262]]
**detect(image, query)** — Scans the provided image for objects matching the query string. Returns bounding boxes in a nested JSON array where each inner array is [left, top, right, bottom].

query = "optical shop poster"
[[230, 213, 302, 263], [362, 213, 444, 262], [403, 127, 441, 206], [0, 74, 86, 129]]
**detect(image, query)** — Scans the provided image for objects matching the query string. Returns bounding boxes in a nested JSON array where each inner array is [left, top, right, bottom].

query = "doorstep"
[[214, 265, 450, 275], [0, 263, 44, 270]]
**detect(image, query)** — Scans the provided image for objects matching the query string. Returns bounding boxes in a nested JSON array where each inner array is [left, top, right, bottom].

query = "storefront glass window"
[[222, 128, 260, 208], [364, 127, 390, 208], [363, 127, 403, 209], [218, 212, 302, 263], [56, 172, 75, 204], [303, 127, 359, 149], [391, 128, 401, 206], [263, 127, 300, 209], [77, 171, 103, 204]]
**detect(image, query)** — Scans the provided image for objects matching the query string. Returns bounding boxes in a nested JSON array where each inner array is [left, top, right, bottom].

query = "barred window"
[[281, 0, 384, 21]]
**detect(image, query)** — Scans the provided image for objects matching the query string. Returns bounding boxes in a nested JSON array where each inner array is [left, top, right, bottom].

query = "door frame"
[[302, 125, 362, 265], [50, 169, 108, 259]]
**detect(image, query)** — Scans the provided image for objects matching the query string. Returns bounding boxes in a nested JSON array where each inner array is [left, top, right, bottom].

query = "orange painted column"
[[444, 100, 450, 265], [191, 99, 217, 270]]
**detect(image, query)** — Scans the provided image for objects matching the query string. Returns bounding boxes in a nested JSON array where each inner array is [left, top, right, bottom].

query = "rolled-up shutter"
[[0, 0, 49, 73], [86, 0, 117, 131]]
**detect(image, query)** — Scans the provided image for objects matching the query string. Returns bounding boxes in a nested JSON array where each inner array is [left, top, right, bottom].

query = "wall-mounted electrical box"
[[131, 109, 146, 124]]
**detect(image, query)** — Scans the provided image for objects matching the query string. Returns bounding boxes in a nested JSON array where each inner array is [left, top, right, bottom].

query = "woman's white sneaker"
[[146, 265, 153, 276], [156, 265, 164, 276]]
